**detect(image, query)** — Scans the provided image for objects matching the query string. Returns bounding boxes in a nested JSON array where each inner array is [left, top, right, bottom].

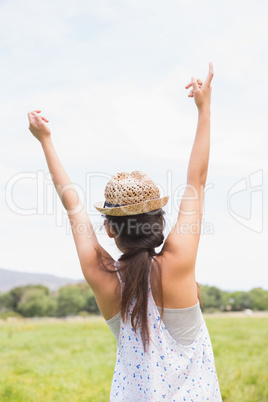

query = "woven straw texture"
[[94, 171, 169, 216], [104, 171, 160, 205]]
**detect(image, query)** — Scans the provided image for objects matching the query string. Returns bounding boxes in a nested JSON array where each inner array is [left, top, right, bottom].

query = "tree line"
[[200, 285, 268, 312], [0, 282, 267, 319], [0, 282, 98, 319]]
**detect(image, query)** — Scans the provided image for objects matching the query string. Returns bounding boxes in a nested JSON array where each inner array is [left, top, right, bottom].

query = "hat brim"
[[94, 196, 169, 216]]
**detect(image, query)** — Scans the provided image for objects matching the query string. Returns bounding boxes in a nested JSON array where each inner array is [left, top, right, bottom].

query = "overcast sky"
[[0, 0, 267, 291]]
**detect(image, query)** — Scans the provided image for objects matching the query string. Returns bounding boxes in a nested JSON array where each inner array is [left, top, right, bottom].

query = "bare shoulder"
[[83, 248, 121, 320], [152, 251, 199, 309]]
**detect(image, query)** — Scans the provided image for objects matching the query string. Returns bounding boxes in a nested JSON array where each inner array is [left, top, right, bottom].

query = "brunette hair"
[[101, 208, 165, 350], [98, 208, 202, 353]]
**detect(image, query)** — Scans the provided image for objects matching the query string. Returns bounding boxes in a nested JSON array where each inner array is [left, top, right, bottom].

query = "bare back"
[[96, 252, 198, 321]]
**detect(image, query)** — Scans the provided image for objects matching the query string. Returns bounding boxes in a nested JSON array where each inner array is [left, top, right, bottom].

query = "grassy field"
[[0, 316, 268, 401]]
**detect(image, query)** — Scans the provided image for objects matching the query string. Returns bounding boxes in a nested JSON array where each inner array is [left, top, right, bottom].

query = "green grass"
[[206, 316, 268, 402], [0, 316, 267, 401], [0, 320, 115, 401]]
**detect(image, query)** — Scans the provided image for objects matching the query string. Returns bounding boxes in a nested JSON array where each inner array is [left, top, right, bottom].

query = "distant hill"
[[0, 268, 84, 292]]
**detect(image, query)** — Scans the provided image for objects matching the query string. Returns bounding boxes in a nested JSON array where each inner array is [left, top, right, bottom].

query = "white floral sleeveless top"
[[110, 260, 222, 401]]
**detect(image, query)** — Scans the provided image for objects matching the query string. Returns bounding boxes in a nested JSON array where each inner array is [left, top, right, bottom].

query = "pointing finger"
[[205, 62, 214, 85]]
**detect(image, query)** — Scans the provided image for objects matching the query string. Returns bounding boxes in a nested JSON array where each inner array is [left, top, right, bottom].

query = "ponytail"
[[118, 248, 162, 352], [98, 208, 202, 353], [102, 209, 165, 353]]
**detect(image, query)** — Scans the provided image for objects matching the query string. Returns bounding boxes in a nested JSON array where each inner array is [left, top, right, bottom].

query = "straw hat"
[[94, 171, 169, 216]]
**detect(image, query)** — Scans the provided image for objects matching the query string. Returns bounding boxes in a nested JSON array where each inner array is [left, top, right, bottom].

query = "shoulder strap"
[[148, 257, 154, 290], [114, 261, 123, 285], [150, 256, 155, 270]]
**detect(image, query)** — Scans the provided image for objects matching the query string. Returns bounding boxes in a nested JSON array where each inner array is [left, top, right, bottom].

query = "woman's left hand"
[[28, 110, 51, 143], [185, 62, 214, 112]]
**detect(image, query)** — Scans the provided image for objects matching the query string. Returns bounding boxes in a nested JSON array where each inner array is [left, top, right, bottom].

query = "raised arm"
[[163, 63, 214, 270], [27, 111, 114, 290]]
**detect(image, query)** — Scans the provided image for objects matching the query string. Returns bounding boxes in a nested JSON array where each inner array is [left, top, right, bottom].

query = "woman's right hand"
[[28, 110, 51, 144], [185, 62, 214, 112]]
